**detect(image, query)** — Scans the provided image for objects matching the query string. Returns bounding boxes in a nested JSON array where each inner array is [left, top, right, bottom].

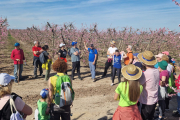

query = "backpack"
[[54, 75, 75, 107], [0, 93, 23, 120], [39, 51, 47, 64]]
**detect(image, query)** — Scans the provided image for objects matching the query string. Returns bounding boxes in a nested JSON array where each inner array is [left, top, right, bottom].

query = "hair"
[[128, 45, 132, 50], [142, 63, 154, 68], [42, 45, 49, 51], [162, 55, 169, 63], [124, 78, 141, 102], [115, 50, 119, 52], [0, 81, 13, 98], [52, 59, 67, 73]]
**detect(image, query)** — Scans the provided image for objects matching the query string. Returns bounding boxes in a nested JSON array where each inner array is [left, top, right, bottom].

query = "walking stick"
[[18, 61, 20, 84]]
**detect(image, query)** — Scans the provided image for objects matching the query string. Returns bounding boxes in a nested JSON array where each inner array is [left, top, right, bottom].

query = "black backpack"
[[0, 93, 22, 120]]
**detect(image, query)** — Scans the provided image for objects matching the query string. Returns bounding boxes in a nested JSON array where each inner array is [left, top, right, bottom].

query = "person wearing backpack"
[[46, 59, 74, 120], [69, 41, 82, 80], [32, 41, 44, 78], [41, 45, 52, 81], [0, 73, 32, 120], [113, 64, 143, 120], [84, 42, 98, 82]]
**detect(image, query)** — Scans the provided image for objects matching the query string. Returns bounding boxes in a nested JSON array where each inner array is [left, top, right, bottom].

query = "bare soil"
[[0, 36, 179, 120]]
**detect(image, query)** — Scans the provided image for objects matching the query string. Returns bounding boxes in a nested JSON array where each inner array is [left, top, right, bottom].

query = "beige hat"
[[138, 51, 157, 66], [121, 64, 142, 81], [110, 41, 116, 45], [155, 53, 163, 58]]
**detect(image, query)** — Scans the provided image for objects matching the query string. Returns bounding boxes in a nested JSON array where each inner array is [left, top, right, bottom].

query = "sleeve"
[[115, 83, 121, 94], [22, 50, 25, 60], [44, 52, 49, 57], [32, 47, 35, 52], [14, 97, 25, 111], [139, 73, 146, 85], [95, 49, 98, 54], [88, 48, 90, 52], [58, 49, 61, 54], [129, 53, 133, 59], [71, 48, 76, 54], [10, 50, 16, 61]]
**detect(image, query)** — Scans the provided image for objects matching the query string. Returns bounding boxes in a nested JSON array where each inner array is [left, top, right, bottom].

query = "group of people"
[[0, 40, 180, 120]]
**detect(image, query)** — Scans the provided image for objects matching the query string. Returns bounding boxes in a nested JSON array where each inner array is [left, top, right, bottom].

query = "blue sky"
[[0, 0, 180, 31]]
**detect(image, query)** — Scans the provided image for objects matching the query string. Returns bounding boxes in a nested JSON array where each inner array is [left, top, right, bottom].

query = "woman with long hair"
[[113, 64, 143, 120]]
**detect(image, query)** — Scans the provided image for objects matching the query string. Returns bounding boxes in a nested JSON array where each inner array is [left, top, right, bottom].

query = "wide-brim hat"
[[138, 51, 157, 66], [121, 64, 142, 81]]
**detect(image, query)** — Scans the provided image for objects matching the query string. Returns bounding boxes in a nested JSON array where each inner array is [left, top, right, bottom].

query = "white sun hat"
[[0, 73, 15, 86]]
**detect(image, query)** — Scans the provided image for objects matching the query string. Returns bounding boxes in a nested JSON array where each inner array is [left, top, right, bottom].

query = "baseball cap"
[[14, 43, 20, 47], [40, 88, 49, 99], [72, 42, 77, 46], [162, 51, 169, 56], [155, 53, 163, 58], [90, 44, 94, 47], [0, 73, 15, 86], [59, 43, 65, 47], [133, 53, 139, 57]]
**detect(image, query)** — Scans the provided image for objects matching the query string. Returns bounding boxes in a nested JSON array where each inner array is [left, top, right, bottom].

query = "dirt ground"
[[0, 36, 179, 120]]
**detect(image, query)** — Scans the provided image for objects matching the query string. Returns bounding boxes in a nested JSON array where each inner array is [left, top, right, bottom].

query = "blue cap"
[[133, 53, 139, 57], [172, 61, 175, 64], [72, 42, 77, 46], [40, 88, 49, 99], [14, 43, 20, 47]]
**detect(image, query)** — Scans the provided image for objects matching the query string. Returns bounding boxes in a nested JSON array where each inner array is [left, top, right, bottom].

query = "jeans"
[[14, 64, 23, 82], [102, 60, 113, 78], [71, 61, 80, 79], [112, 67, 121, 83], [177, 92, 180, 114], [33, 57, 43, 76], [89, 61, 96, 79], [45, 62, 51, 81], [158, 100, 165, 117]]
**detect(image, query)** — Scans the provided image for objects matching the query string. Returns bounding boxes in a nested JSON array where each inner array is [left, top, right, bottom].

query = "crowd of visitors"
[[0, 40, 180, 120]]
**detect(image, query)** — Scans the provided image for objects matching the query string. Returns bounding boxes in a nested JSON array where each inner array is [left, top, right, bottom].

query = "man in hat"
[[70, 41, 82, 80], [101, 41, 117, 78], [84, 42, 98, 82], [124, 45, 133, 65], [137, 51, 160, 120], [32, 41, 43, 78], [11, 43, 26, 83]]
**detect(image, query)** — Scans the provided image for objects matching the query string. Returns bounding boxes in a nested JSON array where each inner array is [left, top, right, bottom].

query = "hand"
[[24, 59, 26, 62], [93, 61, 95, 65], [16, 59, 20, 61]]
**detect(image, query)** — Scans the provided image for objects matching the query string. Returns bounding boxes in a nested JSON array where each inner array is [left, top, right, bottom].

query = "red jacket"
[[11, 49, 25, 64]]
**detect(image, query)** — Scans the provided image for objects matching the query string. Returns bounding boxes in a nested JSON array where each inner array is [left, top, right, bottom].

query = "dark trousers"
[[112, 67, 121, 83], [158, 100, 165, 116], [103, 60, 113, 77], [141, 103, 157, 120], [33, 57, 43, 76], [165, 97, 170, 109], [50, 104, 71, 120], [71, 61, 80, 79]]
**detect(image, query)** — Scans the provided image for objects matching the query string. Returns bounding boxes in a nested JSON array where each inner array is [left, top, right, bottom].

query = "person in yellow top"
[[46, 59, 72, 120], [113, 64, 143, 120]]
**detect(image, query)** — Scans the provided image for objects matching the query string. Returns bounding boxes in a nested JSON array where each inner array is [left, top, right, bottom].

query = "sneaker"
[[40, 74, 44, 77], [111, 83, 114, 86], [33, 75, 38, 78], [93, 79, 96, 82], [165, 108, 170, 111], [172, 111, 179, 116], [173, 113, 180, 117], [78, 77, 82, 80], [101, 75, 105, 78]]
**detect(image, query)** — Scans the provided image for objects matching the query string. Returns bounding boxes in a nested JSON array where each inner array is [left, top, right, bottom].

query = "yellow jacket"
[[42, 59, 53, 70]]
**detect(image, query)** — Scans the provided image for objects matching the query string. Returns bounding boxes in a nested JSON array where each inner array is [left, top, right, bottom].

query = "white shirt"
[[167, 64, 174, 76]]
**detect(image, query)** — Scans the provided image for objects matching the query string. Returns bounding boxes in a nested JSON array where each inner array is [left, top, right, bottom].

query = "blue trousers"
[[14, 64, 23, 82], [89, 61, 96, 79]]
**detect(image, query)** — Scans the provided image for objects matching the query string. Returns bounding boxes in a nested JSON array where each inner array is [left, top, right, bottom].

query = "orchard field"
[[0, 18, 180, 120]]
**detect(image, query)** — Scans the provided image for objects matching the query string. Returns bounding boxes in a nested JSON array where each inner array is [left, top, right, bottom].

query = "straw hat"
[[122, 64, 142, 80], [110, 41, 116, 45], [138, 51, 157, 66]]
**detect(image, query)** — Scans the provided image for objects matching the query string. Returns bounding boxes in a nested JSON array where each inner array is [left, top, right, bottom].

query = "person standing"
[[70, 41, 82, 80], [101, 41, 117, 78], [137, 51, 159, 120], [11, 43, 25, 83], [84, 42, 98, 82], [58, 43, 67, 74], [32, 41, 43, 78], [124, 45, 133, 65]]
